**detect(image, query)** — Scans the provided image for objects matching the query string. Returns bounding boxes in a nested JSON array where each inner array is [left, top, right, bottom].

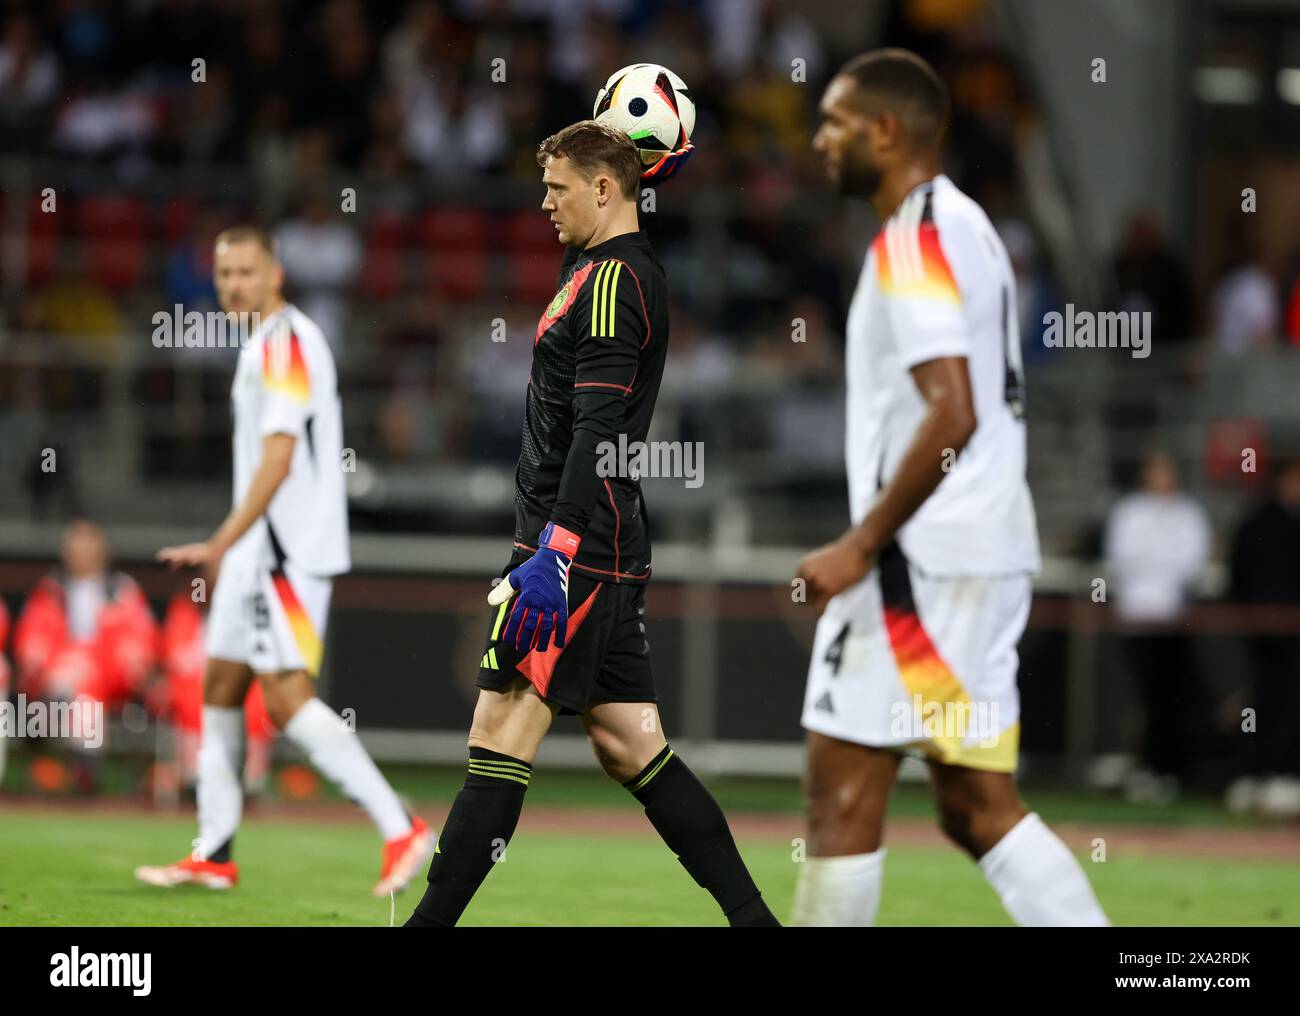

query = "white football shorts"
[[205, 559, 331, 676], [801, 542, 1031, 772]]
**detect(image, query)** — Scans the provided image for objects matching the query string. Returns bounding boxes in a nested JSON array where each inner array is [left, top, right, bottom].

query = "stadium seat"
[[507, 210, 563, 303], [25, 192, 60, 287], [78, 196, 147, 291], [421, 208, 488, 301], [157, 197, 196, 244], [362, 212, 405, 301]]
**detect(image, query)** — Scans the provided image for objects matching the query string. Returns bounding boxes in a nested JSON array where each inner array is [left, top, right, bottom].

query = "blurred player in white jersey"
[[136, 226, 433, 897], [791, 51, 1107, 926]]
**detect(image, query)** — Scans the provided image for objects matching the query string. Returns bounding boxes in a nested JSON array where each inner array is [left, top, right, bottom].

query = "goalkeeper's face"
[[540, 155, 603, 248]]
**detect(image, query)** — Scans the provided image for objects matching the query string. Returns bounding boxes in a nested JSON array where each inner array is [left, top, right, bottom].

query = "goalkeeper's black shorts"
[[475, 564, 657, 715]]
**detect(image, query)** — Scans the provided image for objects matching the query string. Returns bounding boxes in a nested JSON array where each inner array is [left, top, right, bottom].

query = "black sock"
[[625, 745, 780, 927], [404, 746, 532, 928], [206, 837, 233, 864]]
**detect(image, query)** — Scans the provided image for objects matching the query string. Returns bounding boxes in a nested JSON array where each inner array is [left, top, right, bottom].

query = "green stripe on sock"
[[467, 764, 530, 786], [629, 748, 674, 793], [470, 758, 532, 776]]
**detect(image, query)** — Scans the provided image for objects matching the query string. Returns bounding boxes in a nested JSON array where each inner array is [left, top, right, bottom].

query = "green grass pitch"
[[1, 801, 1296, 926]]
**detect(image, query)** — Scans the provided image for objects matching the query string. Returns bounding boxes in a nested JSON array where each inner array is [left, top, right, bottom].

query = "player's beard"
[[838, 151, 883, 200]]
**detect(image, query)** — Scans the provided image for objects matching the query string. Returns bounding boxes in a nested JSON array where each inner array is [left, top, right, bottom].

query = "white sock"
[[790, 849, 887, 926], [196, 706, 244, 861], [978, 812, 1110, 926], [283, 698, 411, 841]]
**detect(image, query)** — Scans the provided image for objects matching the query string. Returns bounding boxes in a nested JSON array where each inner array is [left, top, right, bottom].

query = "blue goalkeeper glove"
[[487, 522, 581, 653], [641, 141, 694, 185]]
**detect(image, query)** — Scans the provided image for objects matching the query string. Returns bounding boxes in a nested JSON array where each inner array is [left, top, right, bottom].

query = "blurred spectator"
[[1211, 233, 1278, 355], [0, 11, 61, 145], [1103, 449, 1211, 803], [457, 311, 535, 462], [1112, 212, 1191, 344], [154, 62, 242, 167], [998, 216, 1062, 362], [155, 583, 274, 798], [709, 0, 825, 84], [233, 7, 293, 123], [295, 0, 378, 167], [660, 302, 737, 447], [724, 55, 812, 170], [51, 82, 158, 163], [163, 207, 221, 316], [31, 248, 124, 365], [941, 42, 1023, 209], [536, 3, 633, 85], [752, 296, 845, 470], [51, 0, 117, 82], [401, 65, 508, 175], [1225, 457, 1300, 817], [13, 520, 158, 793], [274, 192, 362, 358]]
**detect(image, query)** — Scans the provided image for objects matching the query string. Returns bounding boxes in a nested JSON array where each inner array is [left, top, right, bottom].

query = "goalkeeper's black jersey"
[[511, 229, 668, 585]]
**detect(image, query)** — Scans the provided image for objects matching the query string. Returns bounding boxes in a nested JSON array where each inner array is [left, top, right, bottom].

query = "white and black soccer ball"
[[593, 63, 696, 166]]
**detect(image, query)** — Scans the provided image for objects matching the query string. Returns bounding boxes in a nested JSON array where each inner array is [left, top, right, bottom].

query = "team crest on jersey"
[[548, 285, 570, 318], [535, 261, 597, 344]]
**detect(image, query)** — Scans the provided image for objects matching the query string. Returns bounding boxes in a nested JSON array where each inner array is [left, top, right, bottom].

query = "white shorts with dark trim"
[[205, 559, 331, 676], [800, 542, 1031, 773]]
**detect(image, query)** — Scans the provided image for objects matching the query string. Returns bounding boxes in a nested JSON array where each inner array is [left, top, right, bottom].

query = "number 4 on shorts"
[[824, 622, 849, 676]]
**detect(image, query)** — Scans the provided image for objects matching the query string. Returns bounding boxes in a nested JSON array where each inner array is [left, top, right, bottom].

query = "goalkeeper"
[[404, 123, 776, 927]]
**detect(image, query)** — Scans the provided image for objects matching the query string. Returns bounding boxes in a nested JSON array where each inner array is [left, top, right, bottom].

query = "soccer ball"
[[593, 63, 696, 167]]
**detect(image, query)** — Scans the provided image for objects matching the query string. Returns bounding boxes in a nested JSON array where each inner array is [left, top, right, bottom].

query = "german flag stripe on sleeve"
[[263, 329, 311, 404], [590, 260, 624, 338], [874, 192, 961, 305]]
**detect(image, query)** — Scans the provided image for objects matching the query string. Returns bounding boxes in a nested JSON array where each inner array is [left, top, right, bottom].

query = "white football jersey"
[[845, 174, 1040, 577], [225, 304, 350, 576]]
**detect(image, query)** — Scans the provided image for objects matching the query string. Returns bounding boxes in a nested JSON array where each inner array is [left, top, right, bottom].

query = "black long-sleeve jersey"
[[510, 229, 668, 584]]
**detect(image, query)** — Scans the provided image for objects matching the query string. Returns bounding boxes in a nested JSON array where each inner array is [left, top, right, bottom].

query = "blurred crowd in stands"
[[4, 1, 1300, 478]]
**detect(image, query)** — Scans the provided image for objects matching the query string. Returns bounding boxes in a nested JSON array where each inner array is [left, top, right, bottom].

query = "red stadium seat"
[[158, 197, 196, 244], [78, 196, 147, 291], [26, 192, 60, 287], [507, 209, 558, 254], [362, 213, 405, 301], [421, 208, 489, 301], [512, 255, 563, 305], [429, 251, 488, 301], [421, 208, 488, 252], [506, 210, 564, 303]]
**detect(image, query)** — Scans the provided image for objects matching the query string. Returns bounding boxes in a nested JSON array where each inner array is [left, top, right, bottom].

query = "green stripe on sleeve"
[[606, 262, 623, 338]]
